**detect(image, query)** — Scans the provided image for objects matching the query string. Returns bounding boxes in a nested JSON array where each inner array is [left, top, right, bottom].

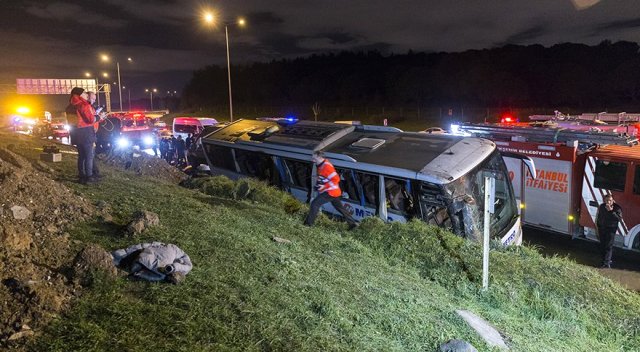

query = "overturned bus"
[[200, 119, 523, 245]]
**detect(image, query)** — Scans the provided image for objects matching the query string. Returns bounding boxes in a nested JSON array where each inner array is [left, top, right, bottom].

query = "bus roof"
[[202, 119, 496, 183]]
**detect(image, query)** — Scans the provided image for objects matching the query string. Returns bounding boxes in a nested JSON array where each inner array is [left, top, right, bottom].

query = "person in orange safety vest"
[[304, 151, 358, 229]]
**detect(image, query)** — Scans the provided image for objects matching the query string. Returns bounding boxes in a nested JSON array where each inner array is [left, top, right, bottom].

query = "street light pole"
[[96, 76, 101, 106], [225, 25, 234, 122], [117, 61, 123, 111]]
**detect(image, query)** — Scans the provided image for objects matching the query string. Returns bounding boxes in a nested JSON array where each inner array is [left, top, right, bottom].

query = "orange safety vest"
[[316, 159, 342, 197]]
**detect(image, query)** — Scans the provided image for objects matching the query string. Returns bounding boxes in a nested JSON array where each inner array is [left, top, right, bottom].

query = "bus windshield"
[[445, 151, 517, 240]]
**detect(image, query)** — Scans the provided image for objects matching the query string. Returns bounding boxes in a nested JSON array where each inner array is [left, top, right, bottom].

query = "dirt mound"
[[102, 150, 187, 183], [126, 210, 160, 236], [0, 147, 94, 345], [71, 244, 118, 287]]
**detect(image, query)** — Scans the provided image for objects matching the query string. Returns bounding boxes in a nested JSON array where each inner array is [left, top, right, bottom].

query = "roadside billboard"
[[16, 78, 97, 95]]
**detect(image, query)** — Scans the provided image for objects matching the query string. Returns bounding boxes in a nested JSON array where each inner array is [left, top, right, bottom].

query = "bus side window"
[[337, 168, 360, 201], [206, 145, 235, 171], [384, 178, 414, 215], [634, 165, 640, 195], [358, 172, 379, 208], [283, 159, 311, 190], [235, 149, 279, 184], [593, 160, 627, 192]]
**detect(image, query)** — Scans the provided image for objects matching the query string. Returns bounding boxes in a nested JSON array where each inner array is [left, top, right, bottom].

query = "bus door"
[[326, 168, 379, 221], [382, 176, 416, 222], [281, 158, 313, 203]]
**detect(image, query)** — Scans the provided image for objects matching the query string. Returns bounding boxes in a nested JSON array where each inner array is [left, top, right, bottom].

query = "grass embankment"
[[7, 136, 639, 351]]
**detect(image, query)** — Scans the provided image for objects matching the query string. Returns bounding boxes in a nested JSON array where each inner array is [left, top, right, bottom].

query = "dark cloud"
[[499, 24, 549, 46], [246, 11, 285, 26], [595, 18, 640, 33], [3, 0, 640, 100], [324, 32, 358, 45], [25, 2, 127, 28]]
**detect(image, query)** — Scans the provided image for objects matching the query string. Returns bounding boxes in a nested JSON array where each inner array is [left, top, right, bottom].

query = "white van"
[[172, 117, 218, 139]]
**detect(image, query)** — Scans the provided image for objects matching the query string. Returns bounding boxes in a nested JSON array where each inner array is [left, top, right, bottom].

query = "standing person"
[[596, 194, 624, 268], [86, 91, 104, 178], [65, 87, 98, 184], [175, 135, 187, 165], [185, 133, 193, 151], [304, 151, 358, 229], [169, 135, 177, 164], [159, 137, 169, 161]]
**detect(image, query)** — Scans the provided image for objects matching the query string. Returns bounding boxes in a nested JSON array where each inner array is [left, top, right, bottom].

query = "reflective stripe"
[[326, 172, 337, 179]]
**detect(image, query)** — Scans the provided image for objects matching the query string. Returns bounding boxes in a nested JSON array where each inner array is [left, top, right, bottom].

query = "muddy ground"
[[0, 142, 94, 344], [0, 130, 185, 347]]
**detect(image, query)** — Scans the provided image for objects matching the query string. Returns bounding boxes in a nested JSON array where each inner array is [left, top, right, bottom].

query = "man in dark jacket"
[[596, 194, 624, 268], [86, 91, 104, 178], [65, 87, 98, 184], [176, 135, 187, 165]]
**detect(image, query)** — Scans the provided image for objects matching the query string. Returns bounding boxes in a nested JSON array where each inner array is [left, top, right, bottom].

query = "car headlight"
[[64, 124, 71, 131], [143, 136, 154, 146], [116, 137, 130, 148]]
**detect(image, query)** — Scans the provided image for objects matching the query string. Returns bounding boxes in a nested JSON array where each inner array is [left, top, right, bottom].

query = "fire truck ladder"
[[457, 123, 639, 148]]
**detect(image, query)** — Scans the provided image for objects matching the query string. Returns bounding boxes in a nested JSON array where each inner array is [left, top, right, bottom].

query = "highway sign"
[[16, 78, 97, 95]]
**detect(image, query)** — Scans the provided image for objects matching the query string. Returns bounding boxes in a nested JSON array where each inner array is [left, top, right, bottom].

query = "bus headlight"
[[142, 136, 154, 146], [116, 137, 130, 148]]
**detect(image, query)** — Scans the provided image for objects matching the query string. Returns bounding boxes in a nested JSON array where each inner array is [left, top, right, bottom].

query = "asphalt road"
[[523, 226, 640, 291]]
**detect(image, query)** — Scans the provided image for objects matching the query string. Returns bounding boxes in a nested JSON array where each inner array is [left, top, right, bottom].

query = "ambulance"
[[457, 120, 640, 251]]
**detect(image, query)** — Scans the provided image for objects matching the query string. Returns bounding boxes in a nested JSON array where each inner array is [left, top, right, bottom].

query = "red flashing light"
[[133, 113, 142, 118], [500, 114, 516, 124]]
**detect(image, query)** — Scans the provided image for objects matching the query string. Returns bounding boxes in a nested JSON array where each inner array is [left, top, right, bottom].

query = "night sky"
[[1, 0, 639, 106]]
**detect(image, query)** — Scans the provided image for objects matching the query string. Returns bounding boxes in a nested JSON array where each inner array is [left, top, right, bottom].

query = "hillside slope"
[[1, 130, 638, 351]]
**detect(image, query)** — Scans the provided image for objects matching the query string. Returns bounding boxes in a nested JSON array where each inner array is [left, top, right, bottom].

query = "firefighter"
[[596, 194, 624, 268], [304, 151, 358, 229]]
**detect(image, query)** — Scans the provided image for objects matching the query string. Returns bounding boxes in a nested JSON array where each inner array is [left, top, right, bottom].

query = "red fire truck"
[[457, 120, 640, 251]]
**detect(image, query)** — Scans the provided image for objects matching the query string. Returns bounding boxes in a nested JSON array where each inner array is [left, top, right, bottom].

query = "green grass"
[[3, 133, 638, 351]]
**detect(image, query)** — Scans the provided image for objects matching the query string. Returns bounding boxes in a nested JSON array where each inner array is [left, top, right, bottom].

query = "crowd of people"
[[65, 86, 208, 182], [158, 134, 194, 167]]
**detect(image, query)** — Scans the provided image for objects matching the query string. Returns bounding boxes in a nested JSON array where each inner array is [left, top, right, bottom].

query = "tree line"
[[181, 40, 640, 112]]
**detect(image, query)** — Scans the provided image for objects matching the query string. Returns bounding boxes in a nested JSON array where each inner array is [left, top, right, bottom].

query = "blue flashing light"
[[277, 115, 299, 125]]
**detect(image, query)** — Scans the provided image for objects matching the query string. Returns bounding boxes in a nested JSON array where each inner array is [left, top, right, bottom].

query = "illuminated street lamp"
[[203, 10, 246, 122], [145, 88, 157, 110], [101, 54, 132, 111]]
